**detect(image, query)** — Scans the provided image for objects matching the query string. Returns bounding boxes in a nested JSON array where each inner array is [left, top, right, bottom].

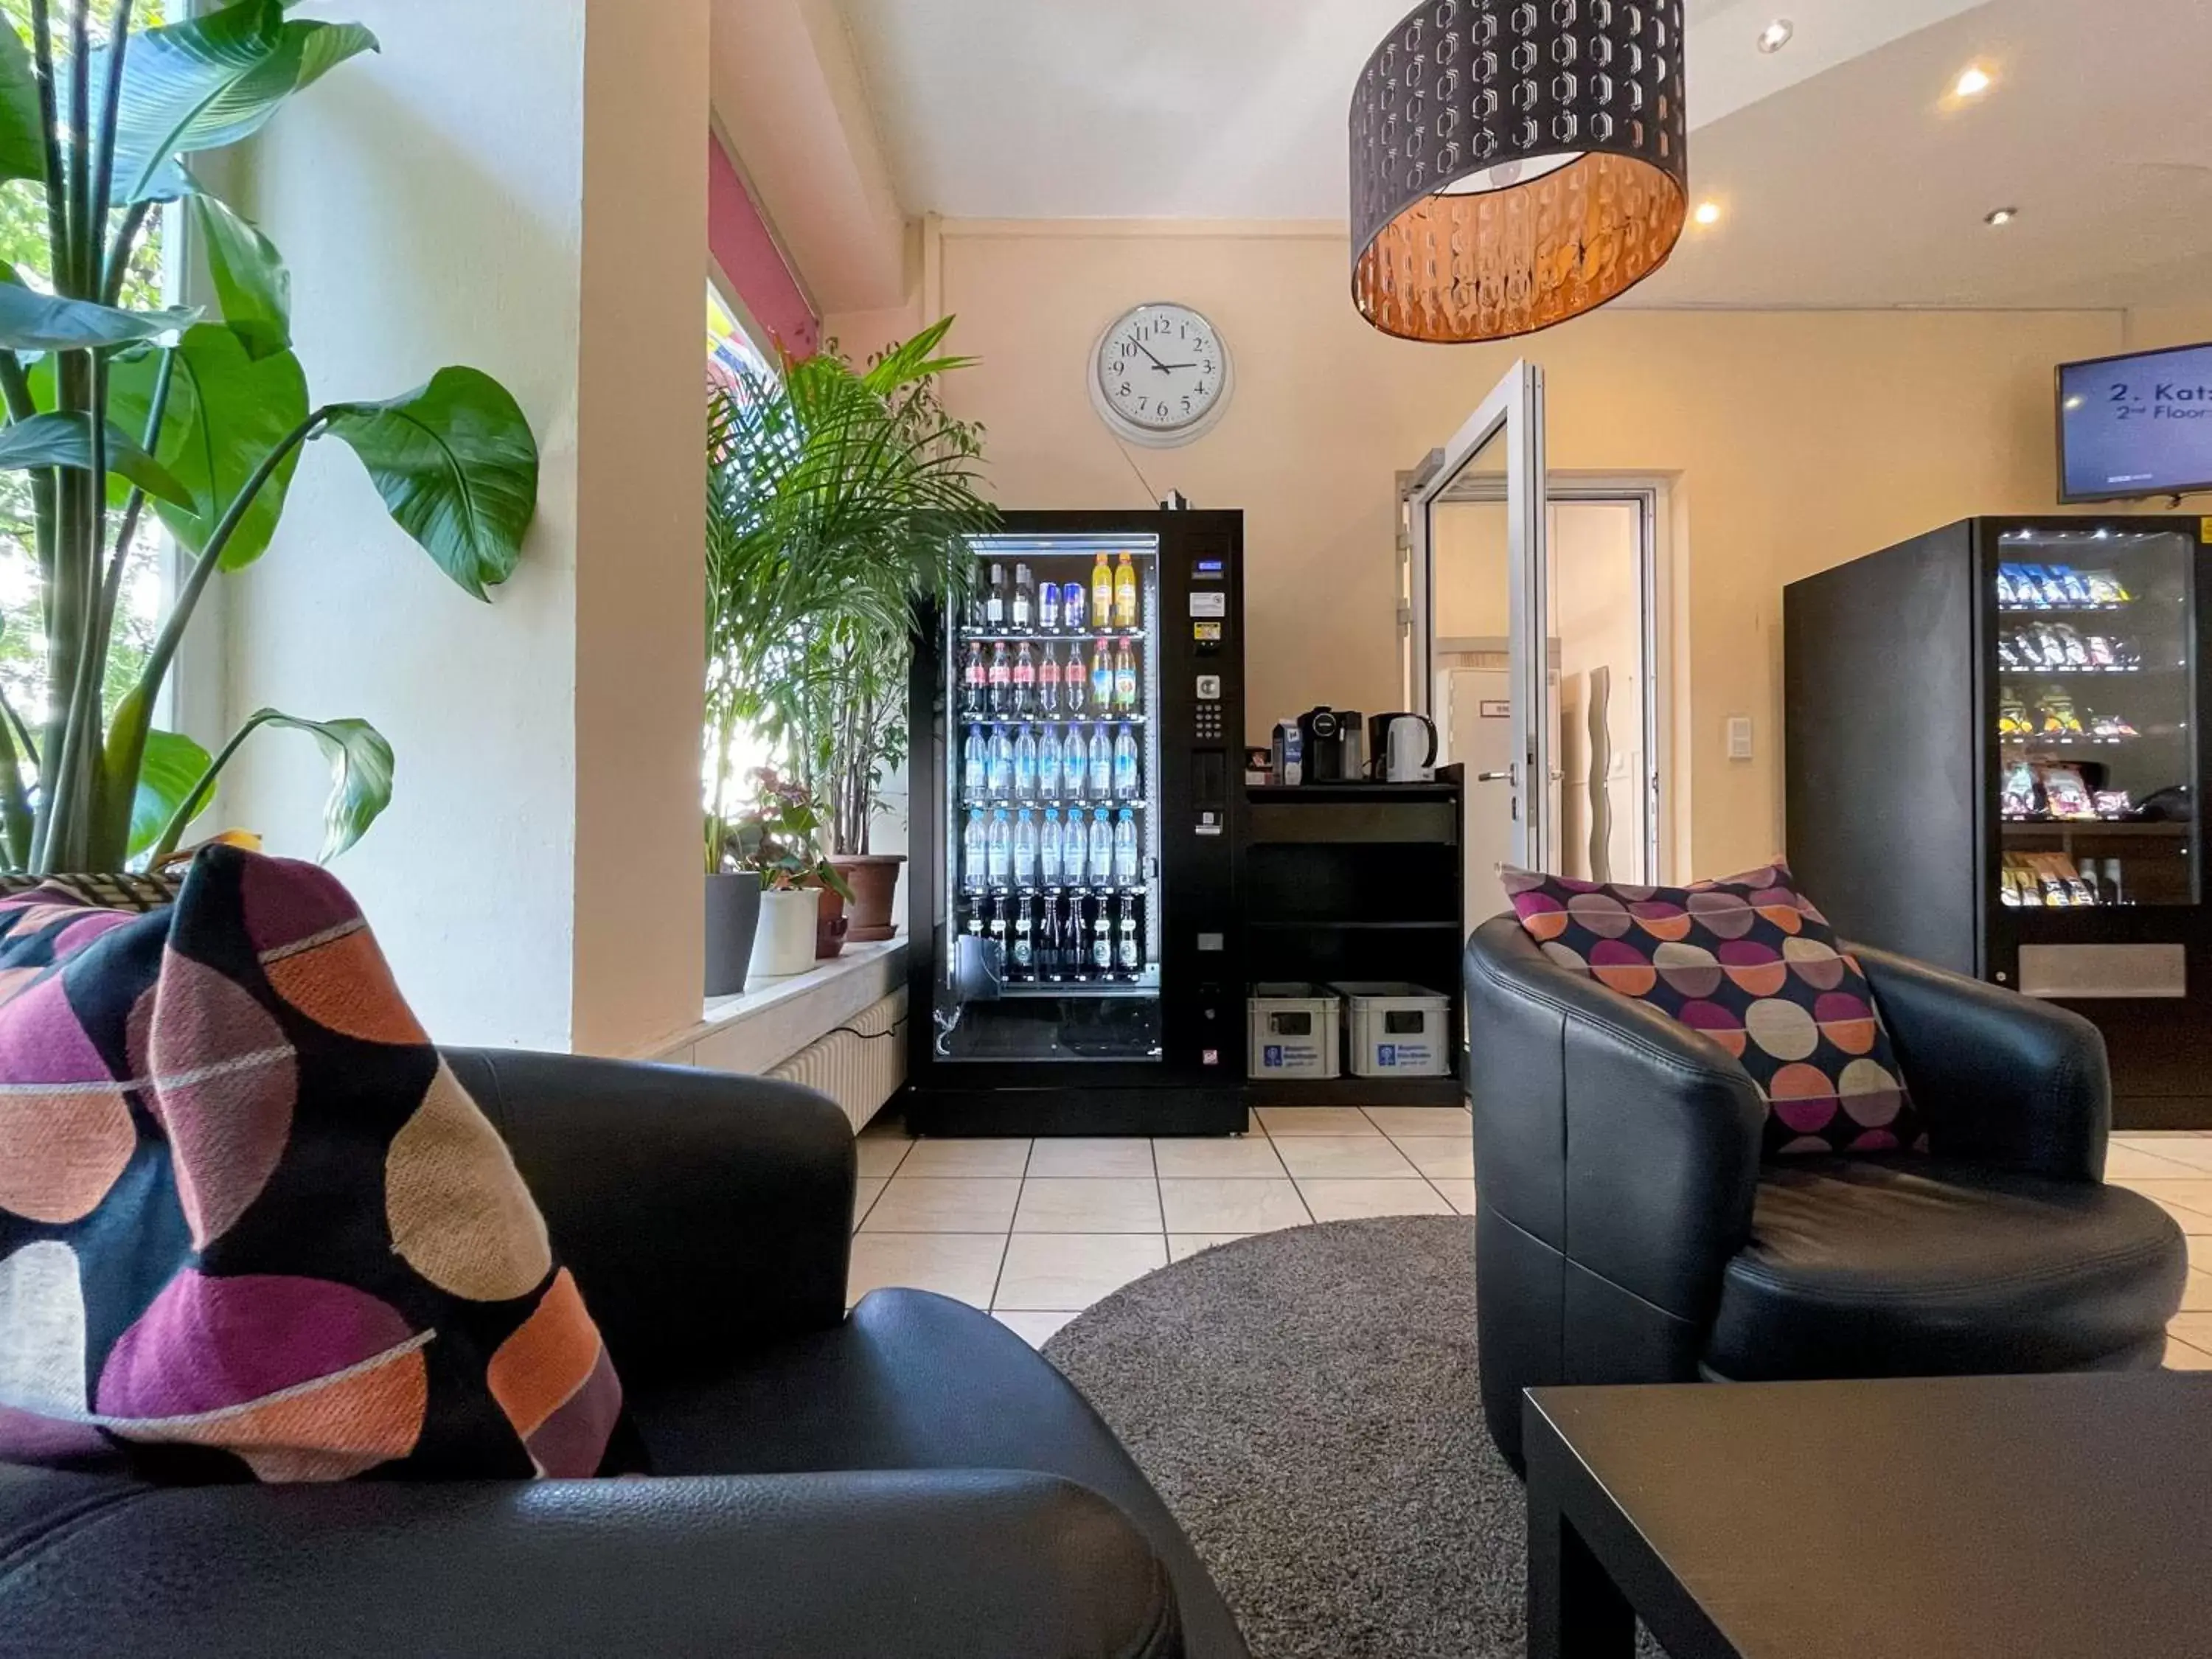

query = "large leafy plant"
[[704, 319, 990, 858], [0, 0, 537, 874]]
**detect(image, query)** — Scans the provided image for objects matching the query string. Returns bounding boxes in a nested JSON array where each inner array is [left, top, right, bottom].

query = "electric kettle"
[[1369, 712, 1438, 783]]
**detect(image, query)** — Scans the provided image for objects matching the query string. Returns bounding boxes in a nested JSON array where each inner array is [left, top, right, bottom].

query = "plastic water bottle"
[[988, 726, 1014, 800], [1013, 726, 1039, 799], [961, 726, 987, 798], [961, 809, 987, 892], [1012, 808, 1038, 886], [1037, 726, 1063, 799], [987, 808, 1012, 886], [1113, 808, 1139, 886], [1087, 724, 1112, 799], [1064, 732, 1088, 801], [1112, 723, 1140, 799], [1087, 808, 1113, 886], [1040, 808, 1063, 885]]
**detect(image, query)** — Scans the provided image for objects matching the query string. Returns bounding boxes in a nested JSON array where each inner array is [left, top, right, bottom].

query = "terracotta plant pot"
[[748, 887, 820, 979], [704, 873, 762, 998], [815, 881, 849, 959], [830, 853, 905, 942]]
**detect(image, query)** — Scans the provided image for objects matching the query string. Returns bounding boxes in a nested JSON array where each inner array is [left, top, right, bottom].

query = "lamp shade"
[[1350, 0, 1688, 343]]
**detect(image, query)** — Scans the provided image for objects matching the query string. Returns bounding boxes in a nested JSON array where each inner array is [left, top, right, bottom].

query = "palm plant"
[[0, 0, 538, 874], [703, 319, 991, 860]]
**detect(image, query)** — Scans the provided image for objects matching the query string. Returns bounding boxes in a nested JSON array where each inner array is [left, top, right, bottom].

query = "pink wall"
[[708, 136, 818, 360]]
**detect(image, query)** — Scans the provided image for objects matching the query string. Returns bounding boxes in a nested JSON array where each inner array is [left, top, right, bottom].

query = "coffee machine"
[[1295, 706, 1363, 783]]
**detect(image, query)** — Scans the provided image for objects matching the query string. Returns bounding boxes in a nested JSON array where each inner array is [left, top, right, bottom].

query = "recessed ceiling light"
[[1756, 19, 1794, 54], [1985, 206, 2018, 226], [1954, 65, 1994, 98], [1693, 201, 1723, 226]]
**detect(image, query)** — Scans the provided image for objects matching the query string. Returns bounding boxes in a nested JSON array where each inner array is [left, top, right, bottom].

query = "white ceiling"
[[836, 0, 2212, 310]]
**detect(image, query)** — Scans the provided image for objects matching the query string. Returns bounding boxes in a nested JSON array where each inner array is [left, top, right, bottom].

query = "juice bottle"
[[1113, 550, 1138, 630], [1091, 639, 1114, 706], [1113, 640, 1137, 710], [1091, 552, 1114, 632]]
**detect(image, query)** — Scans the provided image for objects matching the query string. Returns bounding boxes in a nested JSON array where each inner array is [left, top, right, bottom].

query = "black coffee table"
[[1524, 1371, 2212, 1659]]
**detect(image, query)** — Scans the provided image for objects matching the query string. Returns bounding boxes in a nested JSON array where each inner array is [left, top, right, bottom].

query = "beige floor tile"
[[1024, 1137, 1155, 1178], [1362, 1106, 1471, 1137], [897, 1138, 1033, 1177], [1270, 1135, 1419, 1178], [995, 1310, 1080, 1346], [852, 1176, 886, 1231], [2140, 1192, 2212, 1234], [2164, 1336, 2212, 1371], [846, 1233, 1005, 1309], [2182, 1270, 2212, 1312], [1427, 1177, 1479, 1215], [860, 1175, 1022, 1233], [2115, 1138, 2212, 1173], [1298, 1177, 1454, 1222], [2105, 1145, 2208, 1180], [855, 1137, 914, 1178], [2192, 1234, 2212, 1273], [1014, 1176, 1164, 1233], [1152, 1136, 1288, 1178], [1168, 1233, 1252, 1262], [1255, 1106, 1381, 1136], [1158, 1176, 1312, 1233], [2166, 1310, 2212, 1350], [995, 1233, 1167, 1311], [1391, 1136, 1476, 1178]]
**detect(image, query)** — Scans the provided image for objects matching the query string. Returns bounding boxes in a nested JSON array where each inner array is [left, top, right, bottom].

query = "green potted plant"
[[0, 1, 539, 884], [703, 320, 989, 980], [726, 768, 848, 978]]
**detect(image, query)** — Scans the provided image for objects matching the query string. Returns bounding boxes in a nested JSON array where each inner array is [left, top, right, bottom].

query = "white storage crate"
[[1247, 983, 1341, 1079], [1332, 982, 1452, 1078]]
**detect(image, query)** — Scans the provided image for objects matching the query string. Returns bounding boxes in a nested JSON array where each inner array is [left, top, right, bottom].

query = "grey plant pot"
[[705, 872, 762, 998]]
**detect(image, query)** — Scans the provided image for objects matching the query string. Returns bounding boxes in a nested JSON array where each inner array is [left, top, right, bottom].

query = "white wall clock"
[[1090, 302, 1234, 449]]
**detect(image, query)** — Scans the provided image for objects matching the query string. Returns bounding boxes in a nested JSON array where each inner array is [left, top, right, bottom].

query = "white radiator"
[[765, 988, 907, 1132]]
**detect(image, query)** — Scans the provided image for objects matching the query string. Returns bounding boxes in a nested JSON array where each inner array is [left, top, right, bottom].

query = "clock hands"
[[1130, 338, 1200, 375]]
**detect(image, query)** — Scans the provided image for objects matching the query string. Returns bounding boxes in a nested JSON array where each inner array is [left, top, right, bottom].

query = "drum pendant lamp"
[[1349, 0, 1689, 343]]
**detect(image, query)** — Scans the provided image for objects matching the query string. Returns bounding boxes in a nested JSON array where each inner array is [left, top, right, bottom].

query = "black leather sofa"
[[1465, 917, 2191, 1470], [0, 1053, 1247, 1659]]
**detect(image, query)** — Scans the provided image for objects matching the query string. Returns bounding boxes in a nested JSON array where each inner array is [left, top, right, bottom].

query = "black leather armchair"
[[1465, 918, 2191, 1470], [0, 1053, 1245, 1659]]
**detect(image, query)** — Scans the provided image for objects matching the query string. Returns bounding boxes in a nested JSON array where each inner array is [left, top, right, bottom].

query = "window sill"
[[650, 935, 908, 1077]]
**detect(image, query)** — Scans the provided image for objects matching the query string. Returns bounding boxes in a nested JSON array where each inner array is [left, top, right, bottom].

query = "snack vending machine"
[[904, 509, 1246, 1135], [1784, 515, 2212, 1127]]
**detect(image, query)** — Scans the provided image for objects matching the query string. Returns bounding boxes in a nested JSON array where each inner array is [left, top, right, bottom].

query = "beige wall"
[[833, 221, 2129, 877]]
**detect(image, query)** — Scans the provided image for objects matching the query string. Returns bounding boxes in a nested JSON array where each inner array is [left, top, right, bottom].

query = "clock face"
[[1091, 303, 1233, 448]]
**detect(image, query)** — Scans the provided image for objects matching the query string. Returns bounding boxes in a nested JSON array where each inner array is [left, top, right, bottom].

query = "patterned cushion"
[[1501, 861, 1927, 1158], [0, 846, 636, 1482]]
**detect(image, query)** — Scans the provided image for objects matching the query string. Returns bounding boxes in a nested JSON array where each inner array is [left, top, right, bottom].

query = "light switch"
[[1726, 716, 1754, 761]]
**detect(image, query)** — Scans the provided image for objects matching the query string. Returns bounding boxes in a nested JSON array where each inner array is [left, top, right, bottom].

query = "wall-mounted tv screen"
[[2058, 341, 2212, 503]]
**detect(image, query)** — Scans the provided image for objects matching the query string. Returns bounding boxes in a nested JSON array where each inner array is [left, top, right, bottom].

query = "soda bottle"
[[1113, 723, 1140, 799], [985, 561, 1007, 628], [987, 641, 1012, 713], [1039, 577, 1061, 633], [1012, 641, 1036, 714], [1037, 726, 1062, 799], [962, 641, 987, 712], [988, 893, 1009, 964], [1087, 724, 1113, 799], [1065, 641, 1089, 715], [987, 809, 1012, 886], [988, 726, 1014, 800], [1012, 563, 1035, 631], [1113, 808, 1139, 886], [1038, 895, 1063, 981], [1116, 893, 1141, 974], [1012, 808, 1038, 887], [1040, 807, 1063, 885], [1113, 641, 1138, 710], [961, 725, 987, 798], [1063, 579, 1088, 633], [965, 569, 990, 632], [1012, 725, 1038, 799], [1114, 550, 1138, 629], [1009, 894, 1034, 981], [1064, 894, 1090, 983], [1037, 643, 1062, 714], [1090, 896, 1114, 973], [1088, 806, 1113, 887], [1091, 552, 1114, 632], [1091, 639, 1114, 707], [961, 808, 987, 892]]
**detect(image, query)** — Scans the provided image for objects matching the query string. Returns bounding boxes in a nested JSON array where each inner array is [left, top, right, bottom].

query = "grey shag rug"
[[1043, 1217, 1658, 1659]]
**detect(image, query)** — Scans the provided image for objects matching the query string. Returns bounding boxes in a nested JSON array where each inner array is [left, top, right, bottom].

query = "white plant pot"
[[748, 887, 821, 981]]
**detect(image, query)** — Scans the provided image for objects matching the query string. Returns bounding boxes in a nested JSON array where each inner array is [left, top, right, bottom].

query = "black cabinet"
[[1785, 515, 2212, 1127]]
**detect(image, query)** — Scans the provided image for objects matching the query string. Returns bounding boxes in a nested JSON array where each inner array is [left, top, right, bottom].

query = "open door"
[[1405, 362, 1551, 894]]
